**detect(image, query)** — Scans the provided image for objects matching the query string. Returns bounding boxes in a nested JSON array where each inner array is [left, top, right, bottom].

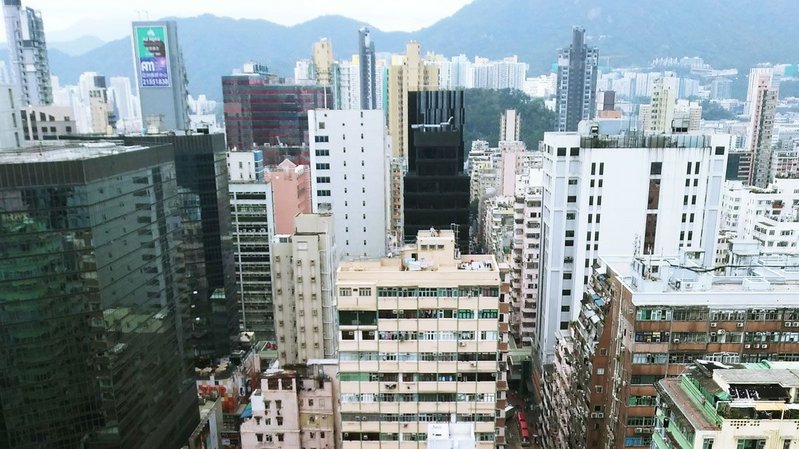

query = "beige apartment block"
[[271, 214, 337, 366], [335, 229, 509, 448]]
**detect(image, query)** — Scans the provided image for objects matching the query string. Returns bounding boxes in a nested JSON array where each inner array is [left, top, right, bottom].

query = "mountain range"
[[29, 0, 799, 100]]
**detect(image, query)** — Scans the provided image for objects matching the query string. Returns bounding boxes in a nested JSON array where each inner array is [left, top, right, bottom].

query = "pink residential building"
[[264, 159, 312, 234]]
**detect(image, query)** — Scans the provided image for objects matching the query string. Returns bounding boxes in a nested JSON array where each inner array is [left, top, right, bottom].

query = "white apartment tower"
[[271, 214, 337, 366], [3, 0, 52, 105], [336, 229, 509, 448], [536, 130, 731, 364], [309, 109, 390, 259]]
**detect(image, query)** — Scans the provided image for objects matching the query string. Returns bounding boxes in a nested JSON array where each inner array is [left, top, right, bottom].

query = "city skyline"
[[2, 0, 799, 448]]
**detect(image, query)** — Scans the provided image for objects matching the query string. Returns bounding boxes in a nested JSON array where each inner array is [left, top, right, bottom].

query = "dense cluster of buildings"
[[2, 1, 799, 449]]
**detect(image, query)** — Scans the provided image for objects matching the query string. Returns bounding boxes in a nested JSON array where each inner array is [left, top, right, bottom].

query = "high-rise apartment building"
[[335, 229, 509, 448], [132, 21, 190, 131], [746, 68, 779, 188], [555, 27, 598, 132], [309, 109, 389, 259], [510, 165, 543, 346], [358, 28, 376, 110], [537, 130, 731, 367], [271, 214, 337, 366], [403, 90, 470, 251], [222, 67, 330, 150], [124, 133, 236, 360], [544, 253, 799, 449], [499, 109, 520, 142], [3, 0, 52, 105], [229, 181, 275, 341], [0, 142, 198, 449], [744, 67, 775, 116]]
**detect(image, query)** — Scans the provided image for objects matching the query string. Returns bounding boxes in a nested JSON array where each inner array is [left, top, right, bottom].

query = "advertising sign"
[[135, 25, 170, 88]]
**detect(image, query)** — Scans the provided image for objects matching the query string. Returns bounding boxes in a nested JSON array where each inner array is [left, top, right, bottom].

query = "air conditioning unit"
[[793, 322, 799, 327], [786, 322, 793, 327], [744, 344, 751, 349], [673, 338, 680, 344], [718, 329, 726, 334], [754, 344, 761, 349], [470, 362, 478, 367], [634, 428, 644, 434], [737, 322, 745, 328], [710, 332, 716, 337], [591, 412, 605, 419], [710, 322, 718, 328], [459, 342, 467, 347], [762, 344, 768, 349], [642, 428, 653, 434]]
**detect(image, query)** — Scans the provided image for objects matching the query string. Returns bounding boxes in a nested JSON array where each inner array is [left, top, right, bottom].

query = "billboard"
[[135, 25, 170, 88]]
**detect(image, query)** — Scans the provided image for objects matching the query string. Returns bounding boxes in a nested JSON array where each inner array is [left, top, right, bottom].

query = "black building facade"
[[124, 133, 237, 362], [403, 90, 470, 251], [0, 142, 198, 449]]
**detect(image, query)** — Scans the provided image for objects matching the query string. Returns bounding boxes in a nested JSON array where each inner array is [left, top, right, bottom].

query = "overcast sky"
[[9, 0, 474, 42]]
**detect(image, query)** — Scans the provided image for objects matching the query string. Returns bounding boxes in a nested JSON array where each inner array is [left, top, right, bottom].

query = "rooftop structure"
[[655, 360, 799, 449]]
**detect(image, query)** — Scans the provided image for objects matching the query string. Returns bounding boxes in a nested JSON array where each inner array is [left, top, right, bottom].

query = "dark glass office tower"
[[403, 90, 470, 251], [358, 27, 376, 110], [0, 142, 198, 449], [124, 133, 236, 362]]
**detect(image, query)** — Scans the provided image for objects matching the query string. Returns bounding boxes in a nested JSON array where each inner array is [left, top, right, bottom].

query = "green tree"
[[463, 88, 555, 149]]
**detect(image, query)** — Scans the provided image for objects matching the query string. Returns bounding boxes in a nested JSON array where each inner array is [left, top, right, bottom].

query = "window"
[[314, 135, 329, 143], [315, 163, 330, 170], [568, 178, 578, 185], [650, 162, 662, 175], [567, 195, 576, 203], [596, 368, 605, 375], [339, 288, 352, 296], [319, 121, 325, 129], [703, 439, 715, 449], [317, 190, 331, 197], [557, 147, 567, 156], [316, 176, 330, 183], [315, 149, 329, 156], [736, 440, 766, 449], [715, 146, 725, 155]]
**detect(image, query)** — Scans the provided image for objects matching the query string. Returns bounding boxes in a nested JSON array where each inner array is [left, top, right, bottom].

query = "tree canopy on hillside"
[[463, 88, 555, 150]]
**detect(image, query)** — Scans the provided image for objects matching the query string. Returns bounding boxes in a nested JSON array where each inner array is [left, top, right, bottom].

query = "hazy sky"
[[11, 0, 474, 42]]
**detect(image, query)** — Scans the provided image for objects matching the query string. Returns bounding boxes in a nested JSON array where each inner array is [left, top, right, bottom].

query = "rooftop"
[[601, 253, 799, 303], [658, 361, 799, 431], [0, 141, 151, 164]]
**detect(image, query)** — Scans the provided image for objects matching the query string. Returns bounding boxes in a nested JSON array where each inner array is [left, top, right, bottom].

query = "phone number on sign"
[[142, 79, 170, 87]]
